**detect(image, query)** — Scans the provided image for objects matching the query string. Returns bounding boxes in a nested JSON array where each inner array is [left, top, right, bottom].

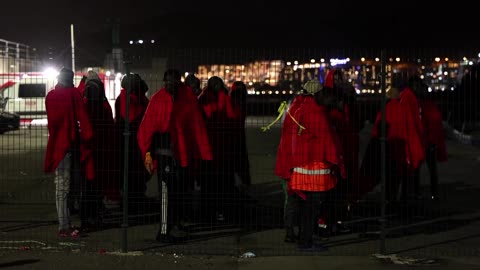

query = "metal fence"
[[1, 47, 480, 258]]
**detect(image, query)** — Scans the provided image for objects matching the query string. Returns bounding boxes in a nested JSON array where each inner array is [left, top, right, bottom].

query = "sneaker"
[[69, 229, 81, 238], [284, 230, 297, 243], [156, 225, 188, 243], [335, 221, 351, 234], [169, 225, 188, 238], [155, 233, 172, 243], [216, 213, 225, 222], [58, 228, 81, 238]]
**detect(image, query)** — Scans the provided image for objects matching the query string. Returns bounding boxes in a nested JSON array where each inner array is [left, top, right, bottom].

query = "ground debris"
[[372, 253, 438, 265]]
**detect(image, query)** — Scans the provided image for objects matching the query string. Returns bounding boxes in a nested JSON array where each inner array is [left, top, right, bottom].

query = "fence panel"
[[1, 47, 480, 257]]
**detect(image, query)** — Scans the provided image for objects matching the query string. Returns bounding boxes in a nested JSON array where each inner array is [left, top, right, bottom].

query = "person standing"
[[275, 80, 344, 250], [408, 75, 447, 200], [44, 68, 94, 237], [82, 71, 117, 229], [115, 73, 150, 208], [138, 69, 212, 242]]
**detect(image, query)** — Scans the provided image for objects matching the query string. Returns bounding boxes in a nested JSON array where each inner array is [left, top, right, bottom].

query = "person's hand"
[[144, 152, 153, 174]]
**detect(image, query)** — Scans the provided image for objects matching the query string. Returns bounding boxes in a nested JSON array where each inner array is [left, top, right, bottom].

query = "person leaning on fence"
[[275, 79, 345, 251], [44, 67, 94, 238], [137, 69, 213, 243]]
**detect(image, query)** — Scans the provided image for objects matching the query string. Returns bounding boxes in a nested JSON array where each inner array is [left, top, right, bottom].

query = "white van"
[[0, 71, 120, 125]]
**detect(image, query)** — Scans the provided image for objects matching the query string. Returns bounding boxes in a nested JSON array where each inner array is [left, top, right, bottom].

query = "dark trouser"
[[80, 178, 101, 228], [200, 161, 235, 223], [414, 145, 439, 198], [285, 192, 300, 231], [287, 192, 326, 246], [326, 179, 349, 226], [385, 158, 413, 202], [299, 192, 326, 246], [156, 154, 188, 235]]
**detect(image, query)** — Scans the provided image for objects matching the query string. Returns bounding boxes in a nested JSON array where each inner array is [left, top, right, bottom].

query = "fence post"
[[379, 49, 387, 254], [121, 62, 131, 253]]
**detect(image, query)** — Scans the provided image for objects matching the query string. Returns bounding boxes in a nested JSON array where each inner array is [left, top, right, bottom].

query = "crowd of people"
[[44, 67, 250, 241], [43, 66, 447, 250], [274, 69, 447, 251]]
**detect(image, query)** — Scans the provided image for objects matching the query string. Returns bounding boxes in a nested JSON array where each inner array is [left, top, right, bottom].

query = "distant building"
[[0, 38, 39, 73]]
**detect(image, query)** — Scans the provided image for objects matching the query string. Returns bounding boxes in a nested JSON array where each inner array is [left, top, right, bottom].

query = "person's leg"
[[298, 192, 325, 249], [168, 165, 187, 227], [426, 145, 439, 199], [200, 161, 225, 223], [156, 175, 168, 240], [84, 179, 101, 229], [199, 161, 215, 223], [385, 159, 401, 203], [331, 178, 351, 234], [165, 160, 189, 240], [55, 153, 71, 232], [413, 166, 421, 198], [284, 192, 299, 242], [156, 155, 173, 241]]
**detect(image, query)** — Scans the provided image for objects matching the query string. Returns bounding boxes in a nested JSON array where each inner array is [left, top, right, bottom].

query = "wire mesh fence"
[[1, 47, 480, 257]]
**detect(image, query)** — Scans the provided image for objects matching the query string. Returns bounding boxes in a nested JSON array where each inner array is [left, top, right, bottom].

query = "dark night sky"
[[1, 0, 478, 67]]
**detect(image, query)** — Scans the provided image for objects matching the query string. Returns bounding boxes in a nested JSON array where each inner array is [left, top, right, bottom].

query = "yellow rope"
[[260, 100, 305, 132], [286, 109, 305, 132], [260, 101, 288, 132]]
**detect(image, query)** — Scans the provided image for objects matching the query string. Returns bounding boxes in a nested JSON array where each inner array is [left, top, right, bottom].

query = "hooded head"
[[231, 81, 248, 107], [185, 74, 201, 95], [207, 76, 227, 94], [121, 73, 148, 95], [407, 74, 427, 98], [85, 70, 101, 84], [390, 72, 408, 92], [163, 69, 181, 95], [57, 68, 74, 88]]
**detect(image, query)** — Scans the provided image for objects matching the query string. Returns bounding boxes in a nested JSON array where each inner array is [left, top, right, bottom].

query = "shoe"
[[155, 225, 188, 243], [216, 213, 225, 222], [334, 221, 351, 234], [58, 228, 81, 238], [69, 229, 81, 238], [284, 228, 297, 243], [103, 198, 120, 209]]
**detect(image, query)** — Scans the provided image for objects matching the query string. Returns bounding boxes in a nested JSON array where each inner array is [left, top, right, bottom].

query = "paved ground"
[[1, 117, 480, 269]]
